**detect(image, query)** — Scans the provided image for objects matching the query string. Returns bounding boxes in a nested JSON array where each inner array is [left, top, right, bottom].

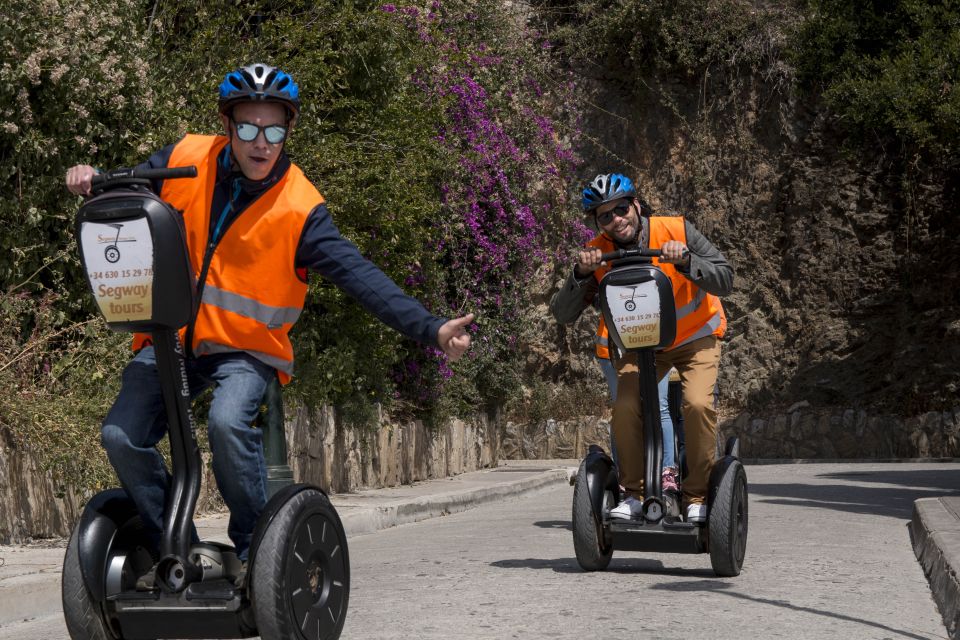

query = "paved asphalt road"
[[1, 462, 955, 639]]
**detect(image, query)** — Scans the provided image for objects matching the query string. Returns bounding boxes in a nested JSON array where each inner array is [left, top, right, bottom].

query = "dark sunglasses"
[[232, 120, 288, 144], [595, 202, 632, 226]]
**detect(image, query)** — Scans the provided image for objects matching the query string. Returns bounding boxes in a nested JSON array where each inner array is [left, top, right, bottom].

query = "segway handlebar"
[[600, 248, 663, 262], [90, 165, 198, 188], [599, 247, 691, 263]]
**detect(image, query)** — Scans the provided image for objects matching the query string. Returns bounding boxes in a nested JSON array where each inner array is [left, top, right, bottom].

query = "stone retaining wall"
[[500, 417, 612, 460], [720, 405, 960, 460], [500, 406, 960, 461], [5, 401, 955, 542], [284, 403, 498, 493], [0, 404, 498, 544]]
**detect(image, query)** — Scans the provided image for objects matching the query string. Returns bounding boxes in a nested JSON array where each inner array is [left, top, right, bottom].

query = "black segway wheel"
[[252, 488, 350, 640], [709, 460, 748, 577], [62, 523, 115, 640], [571, 462, 613, 571]]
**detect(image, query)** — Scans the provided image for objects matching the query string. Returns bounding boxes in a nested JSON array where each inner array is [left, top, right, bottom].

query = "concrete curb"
[[0, 466, 574, 628], [338, 468, 574, 537], [0, 570, 63, 629], [909, 497, 960, 640]]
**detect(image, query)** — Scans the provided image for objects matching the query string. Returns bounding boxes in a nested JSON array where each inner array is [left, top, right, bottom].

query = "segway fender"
[[76, 488, 139, 602], [724, 436, 741, 459], [583, 445, 617, 518], [247, 482, 324, 578], [707, 455, 736, 514]]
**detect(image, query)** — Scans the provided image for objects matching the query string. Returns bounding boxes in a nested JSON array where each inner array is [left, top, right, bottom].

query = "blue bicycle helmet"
[[218, 63, 300, 120], [581, 173, 636, 213]]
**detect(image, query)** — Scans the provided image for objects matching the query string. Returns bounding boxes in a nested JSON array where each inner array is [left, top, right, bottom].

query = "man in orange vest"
[[550, 173, 733, 523], [65, 64, 474, 573]]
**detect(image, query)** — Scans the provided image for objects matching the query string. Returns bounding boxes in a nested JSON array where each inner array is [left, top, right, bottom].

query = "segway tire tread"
[[63, 524, 117, 640], [571, 462, 612, 571], [709, 460, 748, 577]]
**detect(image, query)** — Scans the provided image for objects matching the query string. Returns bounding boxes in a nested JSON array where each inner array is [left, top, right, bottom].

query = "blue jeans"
[[100, 346, 273, 560], [598, 357, 675, 470]]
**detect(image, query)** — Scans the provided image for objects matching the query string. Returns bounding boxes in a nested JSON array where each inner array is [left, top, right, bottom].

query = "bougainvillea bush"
[[374, 2, 582, 418]]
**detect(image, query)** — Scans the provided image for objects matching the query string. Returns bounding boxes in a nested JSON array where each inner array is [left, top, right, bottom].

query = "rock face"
[[551, 28, 960, 422], [0, 405, 498, 544]]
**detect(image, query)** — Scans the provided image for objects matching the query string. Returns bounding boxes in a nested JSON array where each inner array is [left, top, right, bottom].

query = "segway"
[[571, 247, 747, 577], [61, 166, 350, 639]]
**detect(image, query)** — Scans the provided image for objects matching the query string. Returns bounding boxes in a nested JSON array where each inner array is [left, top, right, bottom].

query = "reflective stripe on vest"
[[131, 134, 323, 383], [676, 289, 706, 321], [202, 284, 303, 329], [590, 216, 726, 355]]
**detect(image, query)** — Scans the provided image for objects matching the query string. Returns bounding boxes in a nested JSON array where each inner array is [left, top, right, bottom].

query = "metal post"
[[257, 375, 293, 498]]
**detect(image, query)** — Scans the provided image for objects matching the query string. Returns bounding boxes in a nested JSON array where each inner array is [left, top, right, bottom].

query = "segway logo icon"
[[96, 223, 137, 263], [80, 218, 154, 323]]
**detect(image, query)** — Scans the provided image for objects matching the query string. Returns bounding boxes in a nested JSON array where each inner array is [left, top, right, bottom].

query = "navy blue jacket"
[[139, 139, 444, 349]]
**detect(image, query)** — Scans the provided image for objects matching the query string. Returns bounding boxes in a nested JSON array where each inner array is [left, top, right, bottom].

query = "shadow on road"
[[748, 467, 959, 519], [532, 520, 572, 531], [649, 579, 941, 640], [818, 468, 960, 492], [489, 556, 714, 577]]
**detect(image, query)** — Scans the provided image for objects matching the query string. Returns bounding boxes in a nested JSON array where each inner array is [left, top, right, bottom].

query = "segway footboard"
[[109, 597, 254, 640], [610, 519, 705, 554]]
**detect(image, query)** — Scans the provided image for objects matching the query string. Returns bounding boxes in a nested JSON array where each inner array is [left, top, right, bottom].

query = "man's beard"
[[609, 223, 639, 248]]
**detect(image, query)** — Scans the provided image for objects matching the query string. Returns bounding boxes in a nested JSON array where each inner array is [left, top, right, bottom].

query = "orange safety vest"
[[133, 134, 324, 383], [591, 216, 726, 358]]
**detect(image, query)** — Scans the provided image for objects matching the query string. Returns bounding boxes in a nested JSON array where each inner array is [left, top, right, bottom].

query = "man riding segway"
[[64, 63, 473, 639], [551, 172, 733, 523]]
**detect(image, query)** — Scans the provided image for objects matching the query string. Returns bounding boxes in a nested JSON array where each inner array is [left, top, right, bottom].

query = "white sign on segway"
[[603, 279, 661, 348], [80, 218, 154, 323]]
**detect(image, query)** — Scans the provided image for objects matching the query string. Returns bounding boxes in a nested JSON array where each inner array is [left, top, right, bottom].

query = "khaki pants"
[[612, 336, 721, 505]]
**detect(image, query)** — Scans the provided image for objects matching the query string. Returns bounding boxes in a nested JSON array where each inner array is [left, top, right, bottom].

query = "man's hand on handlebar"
[[66, 164, 97, 196], [659, 240, 690, 266], [574, 248, 606, 278]]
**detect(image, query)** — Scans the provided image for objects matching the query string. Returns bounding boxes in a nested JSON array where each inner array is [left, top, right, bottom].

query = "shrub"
[[790, 0, 960, 156]]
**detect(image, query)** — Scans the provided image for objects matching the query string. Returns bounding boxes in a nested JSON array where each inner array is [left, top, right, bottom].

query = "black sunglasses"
[[232, 120, 288, 144], [595, 202, 632, 226]]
